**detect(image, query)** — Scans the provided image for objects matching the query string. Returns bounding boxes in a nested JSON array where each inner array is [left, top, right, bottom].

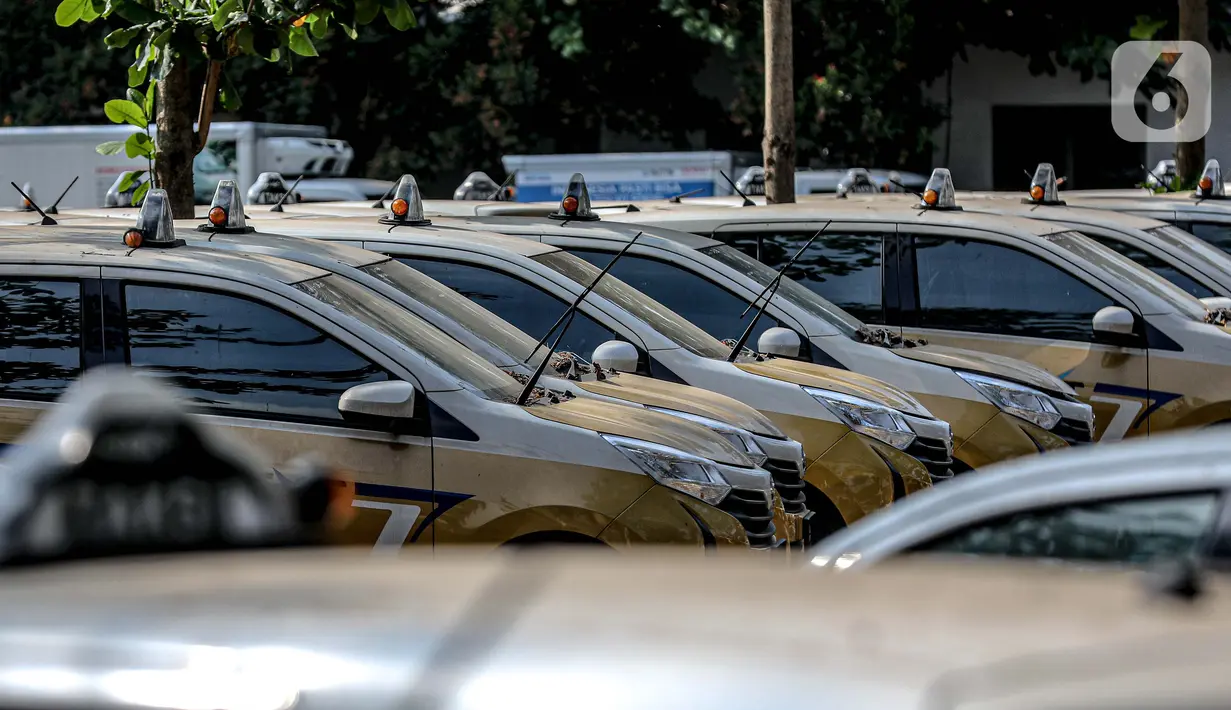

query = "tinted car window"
[[914, 493, 1220, 566], [568, 250, 784, 346], [913, 237, 1114, 341], [124, 285, 390, 421], [1084, 235, 1215, 298], [0, 280, 82, 398], [720, 231, 884, 324], [398, 258, 619, 362], [1185, 221, 1231, 253]]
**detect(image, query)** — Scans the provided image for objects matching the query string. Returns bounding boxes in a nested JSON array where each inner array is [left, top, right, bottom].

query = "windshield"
[[1147, 225, 1231, 270], [295, 274, 524, 402], [532, 251, 732, 359], [361, 259, 541, 366], [1045, 231, 1210, 320], [700, 244, 863, 337]]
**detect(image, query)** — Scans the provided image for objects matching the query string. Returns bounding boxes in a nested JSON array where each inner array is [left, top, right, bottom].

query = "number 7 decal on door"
[[350, 482, 474, 551], [1089, 383, 1182, 441]]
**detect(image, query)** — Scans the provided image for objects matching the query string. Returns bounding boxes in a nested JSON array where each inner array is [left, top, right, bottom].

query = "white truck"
[[0, 122, 353, 209]]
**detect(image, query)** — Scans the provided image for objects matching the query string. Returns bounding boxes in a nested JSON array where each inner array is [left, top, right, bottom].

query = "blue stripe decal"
[[1091, 382, 1183, 429], [351, 482, 473, 543]]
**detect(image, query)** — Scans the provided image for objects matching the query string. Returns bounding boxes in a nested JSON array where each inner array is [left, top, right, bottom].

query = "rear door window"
[[0, 280, 84, 399]]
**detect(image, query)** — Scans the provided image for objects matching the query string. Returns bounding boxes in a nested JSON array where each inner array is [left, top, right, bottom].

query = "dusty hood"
[[736, 359, 931, 418], [574, 373, 785, 439], [525, 398, 754, 467], [893, 345, 1075, 396]]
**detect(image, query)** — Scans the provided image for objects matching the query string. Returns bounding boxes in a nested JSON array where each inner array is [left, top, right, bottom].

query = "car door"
[[0, 266, 100, 447], [99, 271, 437, 550], [709, 222, 892, 327], [896, 228, 1151, 441]]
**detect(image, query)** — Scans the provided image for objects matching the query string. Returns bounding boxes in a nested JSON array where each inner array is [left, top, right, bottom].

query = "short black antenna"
[[720, 170, 756, 207], [890, 178, 923, 199], [667, 187, 705, 203], [46, 176, 78, 215], [488, 170, 517, 201], [11, 182, 56, 226], [522, 232, 643, 366], [728, 224, 828, 362], [269, 174, 304, 212], [371, 183, 395, 209], [1143, 163, 1175, 193]]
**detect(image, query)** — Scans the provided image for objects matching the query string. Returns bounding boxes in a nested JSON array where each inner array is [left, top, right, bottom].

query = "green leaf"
[[126, 88, 146, 112], [124, 132, 154, 159], [144, 81, 157, 117], [355, 0, 380, 25], [211, 0, 238, 31], [132, 180, 151, 206], [233, 25, 255, 55], [111, 0, 161, 24], [96, 141, 127, 156], [383, 0, 415, 31], [309, 11, 329, 39], [117, 170, 144, 193], [129, 40, 151, 86], [55, 0, 89, 26], [218, 70, 241, 111], [287, 26, 317, 56], [1130, 15, 1168, 41], [104, 99, 147, 128], [104, 26, 142, 48], [338, 22, 357, 40]]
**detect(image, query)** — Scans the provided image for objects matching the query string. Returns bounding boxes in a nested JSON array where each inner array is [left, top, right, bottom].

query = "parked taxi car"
[[237, 180, 950, 538], [433, 175, 1094, 473], [605, 168, 1231, 442], [0, 190, 782, 551]]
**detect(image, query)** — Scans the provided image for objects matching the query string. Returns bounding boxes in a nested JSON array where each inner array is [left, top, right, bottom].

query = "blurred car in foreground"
[[811, 427, 1231, 571]]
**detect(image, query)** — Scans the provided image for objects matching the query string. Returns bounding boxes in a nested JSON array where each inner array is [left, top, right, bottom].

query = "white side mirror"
[[591, 341, 639, 373], [757, 327, 802, 359], [1201, 296, 1231, 310], [1091, 306, 1136, 337], [339, 381, 416, 424]]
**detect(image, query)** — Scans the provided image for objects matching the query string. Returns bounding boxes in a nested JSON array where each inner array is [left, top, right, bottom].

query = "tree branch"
[[195, 59, 223, 154]]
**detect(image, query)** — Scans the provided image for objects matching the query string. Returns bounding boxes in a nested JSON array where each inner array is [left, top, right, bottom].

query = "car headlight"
[[644, 407, 768, 466], [802, 387, 916, 450], [602, 434, 732, 505], [957, 372, 1062, 430]]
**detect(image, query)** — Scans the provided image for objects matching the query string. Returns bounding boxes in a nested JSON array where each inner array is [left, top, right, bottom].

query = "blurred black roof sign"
[[381, 174, 433, 227], [549, 173, 600, 221]]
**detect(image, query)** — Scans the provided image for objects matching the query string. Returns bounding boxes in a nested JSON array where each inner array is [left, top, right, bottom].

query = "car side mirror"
[[757, 327, 802, 359], [592, 340, 639, 373], [1091, 306, 1138, 346], [338, 381, 417, 431]]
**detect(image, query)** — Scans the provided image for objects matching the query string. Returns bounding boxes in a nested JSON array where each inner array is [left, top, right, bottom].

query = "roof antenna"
[[720, 170, 756, 207], [667, 187, 705, 203], [45, 176, 78, 215], [269, 174, 304, 213], [488, 170, 518, 201], [371, 183, 396, 209], [728, 223, 829, 362], [11, 182, 56, 226], [1143, 163, 1175, 193], [890, 178, 923, 199]]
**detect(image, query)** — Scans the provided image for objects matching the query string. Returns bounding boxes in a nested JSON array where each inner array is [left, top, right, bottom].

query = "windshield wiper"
[[726, 223, 830, 362], [516, 233, 643, 405]]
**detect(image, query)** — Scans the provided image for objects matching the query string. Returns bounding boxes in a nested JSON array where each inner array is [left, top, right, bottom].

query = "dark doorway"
[[992, 105, 1147, 190]]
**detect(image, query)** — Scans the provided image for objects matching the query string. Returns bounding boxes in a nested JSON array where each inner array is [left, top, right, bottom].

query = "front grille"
[[719, 487, 777, 549], [906, 436, 954, 481], [1054, 417, 1093, 445], [764, 457, 807, 515]]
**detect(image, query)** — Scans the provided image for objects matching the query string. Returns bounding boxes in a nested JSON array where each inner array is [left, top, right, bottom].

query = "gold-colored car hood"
[[893, 344, 1074, 395], [736, 359, 930, 417], [526, 398, 754, 467], [574, 373, 785, 439]]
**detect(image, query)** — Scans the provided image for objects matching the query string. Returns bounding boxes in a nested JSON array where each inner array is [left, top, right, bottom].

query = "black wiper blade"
[[727, 224, 828, 361]]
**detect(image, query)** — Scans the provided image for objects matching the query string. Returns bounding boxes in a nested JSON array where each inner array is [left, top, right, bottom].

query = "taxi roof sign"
[[105, 172, 149, 208], [379, 174, 432, 226], [1196, 159, 1226, 200], [198, 179, 254, 234], [920, 168, 961, 210], [126, 188, 183, 248], [454, 171, 502, 200], [1025, 163, 1066, 205], [247, 172, 299, 206], [18, 182, 34, 211], [835, 168, 876, 199], [550, 172, 600, 221]]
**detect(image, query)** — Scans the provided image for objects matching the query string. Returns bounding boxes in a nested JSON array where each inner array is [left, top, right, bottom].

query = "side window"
[[718, 231, 885, 324], [398, 258, 618, 362], [1185, 221, 1231, 254], [1085, 235, 1215, 298], [568, 250, 785, 345], [124, 284, 391, 421], [912, 237, 1114, 341], [0, 280, 83, 399], [912, 492, 1221, 566]]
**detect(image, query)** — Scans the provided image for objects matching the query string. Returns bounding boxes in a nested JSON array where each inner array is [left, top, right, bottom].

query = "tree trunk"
[[1176, 0, 1208, 186], [762, 0, 795, 204], [156, 58, 198, 218]]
